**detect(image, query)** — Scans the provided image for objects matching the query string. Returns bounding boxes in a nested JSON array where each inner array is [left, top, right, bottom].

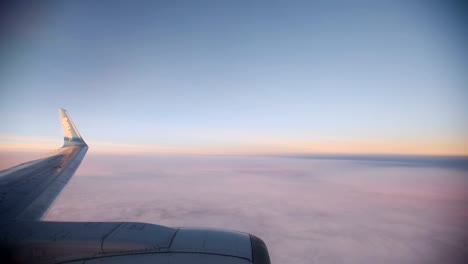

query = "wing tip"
[[58, 108, 87, 147]]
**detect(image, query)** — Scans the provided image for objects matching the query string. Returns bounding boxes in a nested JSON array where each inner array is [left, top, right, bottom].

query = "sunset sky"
[[1, 3, 468, 263], [1, 1, 467, 156]]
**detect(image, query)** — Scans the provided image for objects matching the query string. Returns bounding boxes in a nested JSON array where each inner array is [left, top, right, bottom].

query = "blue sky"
[[1, 1, 467, 155]]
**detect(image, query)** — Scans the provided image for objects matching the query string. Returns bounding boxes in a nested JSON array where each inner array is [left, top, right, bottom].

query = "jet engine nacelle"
[[0, 221, 271, 264]]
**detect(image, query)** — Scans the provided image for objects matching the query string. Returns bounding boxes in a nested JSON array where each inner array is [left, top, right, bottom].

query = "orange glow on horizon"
[[1, 134, 467, 157]]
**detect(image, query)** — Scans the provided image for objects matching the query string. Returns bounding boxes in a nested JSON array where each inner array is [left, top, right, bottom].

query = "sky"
[[1, 1, 468, 155], [1, 2, 468, 263]]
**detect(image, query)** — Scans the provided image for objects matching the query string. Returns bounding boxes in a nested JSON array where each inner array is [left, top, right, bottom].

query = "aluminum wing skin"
[[0, 109, 88, 221], [0, 109, 271, 264]]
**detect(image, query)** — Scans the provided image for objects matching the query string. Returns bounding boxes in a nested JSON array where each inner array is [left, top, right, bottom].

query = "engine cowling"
[[0, 221, 271, 264]]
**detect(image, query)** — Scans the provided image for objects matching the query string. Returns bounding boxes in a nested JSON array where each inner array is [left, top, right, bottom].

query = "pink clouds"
[[39, 154, 468, 263]]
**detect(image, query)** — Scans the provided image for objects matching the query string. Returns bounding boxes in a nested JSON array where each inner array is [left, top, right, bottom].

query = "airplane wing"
[[0, 109, 271, 264], [0, 108, 88, 221]]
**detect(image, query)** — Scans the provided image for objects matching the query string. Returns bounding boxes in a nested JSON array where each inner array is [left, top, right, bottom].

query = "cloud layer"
[[39, 154, 468, 263]]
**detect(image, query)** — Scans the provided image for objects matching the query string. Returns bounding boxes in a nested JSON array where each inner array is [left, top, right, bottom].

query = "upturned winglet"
[[59, 108, 87, 147]]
